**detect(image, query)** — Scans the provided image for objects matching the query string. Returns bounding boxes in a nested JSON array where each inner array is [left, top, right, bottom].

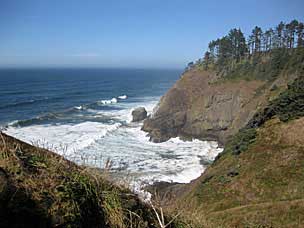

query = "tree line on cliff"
[[186, 19, 304, 75]]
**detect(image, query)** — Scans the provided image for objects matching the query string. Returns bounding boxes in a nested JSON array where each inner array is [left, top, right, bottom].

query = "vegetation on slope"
[[144, 19, 304, 145], [0, 133, 184, 228], [220, 75, 304, 158], [166, 75, 304, 227], [142, 19, 304, 227], [187, 19, 304, 82]]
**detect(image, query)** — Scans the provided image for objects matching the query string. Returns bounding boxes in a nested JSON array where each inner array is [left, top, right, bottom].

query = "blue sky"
[[0, 0, 303, 68]]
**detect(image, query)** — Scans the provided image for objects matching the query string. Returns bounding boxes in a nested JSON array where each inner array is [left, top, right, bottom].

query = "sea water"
[[0, 68, 222, 189]]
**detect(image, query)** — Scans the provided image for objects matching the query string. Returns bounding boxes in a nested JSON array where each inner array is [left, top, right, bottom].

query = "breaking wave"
[[4, 95, 223, 187]]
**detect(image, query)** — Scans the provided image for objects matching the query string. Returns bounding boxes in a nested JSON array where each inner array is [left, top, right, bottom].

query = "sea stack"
[[132, 107, 147, 122]]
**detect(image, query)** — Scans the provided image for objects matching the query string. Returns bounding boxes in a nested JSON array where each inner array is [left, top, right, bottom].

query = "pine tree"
[[247, 34, 255, 55], [264, 29, 274, 51], [200, 19, 303, 69], [228, 28, 247, 60], [252, 26, 263, 53], [276, 22, 285, 48], [285, 20, 299, 49], [296, 22, 304, 47], [218, 36, 233, 61], [289, 20, 299, 48]]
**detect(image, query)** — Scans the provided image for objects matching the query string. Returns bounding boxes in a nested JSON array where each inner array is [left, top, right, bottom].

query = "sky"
[[0, 0, 304, 68]]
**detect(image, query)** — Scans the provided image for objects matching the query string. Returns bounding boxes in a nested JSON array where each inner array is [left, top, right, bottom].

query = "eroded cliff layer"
[[143, 48, 304, 144], [168, 76, 304, 227], [143, 69, 279, 144]]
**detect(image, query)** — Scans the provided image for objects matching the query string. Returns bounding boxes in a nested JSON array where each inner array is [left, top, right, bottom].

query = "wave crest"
[[118, 95, 127, 99]]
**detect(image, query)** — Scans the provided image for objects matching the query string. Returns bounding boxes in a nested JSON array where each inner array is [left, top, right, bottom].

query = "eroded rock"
[[132, 107, 147, 122]]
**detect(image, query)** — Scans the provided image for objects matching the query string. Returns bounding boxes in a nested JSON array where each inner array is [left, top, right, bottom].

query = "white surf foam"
[[118, 95, 127, 99], [5, 95, 223, 191], [96, 97, 158, 123], [70, 123, 222, 185], [74, 105, 84, 110], [99, 97, 118, 105], [5, 122, 121, 156]]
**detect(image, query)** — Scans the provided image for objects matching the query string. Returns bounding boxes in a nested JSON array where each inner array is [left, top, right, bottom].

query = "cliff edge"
[[143, 48, 303, 145]]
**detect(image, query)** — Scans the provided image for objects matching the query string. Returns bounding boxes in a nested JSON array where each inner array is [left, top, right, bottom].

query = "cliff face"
[[163, 76, 304, 227], [143, 68, 275, 144], [143, 48, 304, 145]]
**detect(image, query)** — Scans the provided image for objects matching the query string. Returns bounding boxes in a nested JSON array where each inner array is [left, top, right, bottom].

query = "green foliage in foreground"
[[0, 134, 183, 228]]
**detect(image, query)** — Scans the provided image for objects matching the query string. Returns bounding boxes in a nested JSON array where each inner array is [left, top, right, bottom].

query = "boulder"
[[132, 107, 147, 122]]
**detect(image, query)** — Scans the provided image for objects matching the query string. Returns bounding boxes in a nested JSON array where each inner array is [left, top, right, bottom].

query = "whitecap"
[[99, 97, 118, 105], [118, 95, 127, 99], [74, 105, 84, 110], [111, 98, 118, 103]]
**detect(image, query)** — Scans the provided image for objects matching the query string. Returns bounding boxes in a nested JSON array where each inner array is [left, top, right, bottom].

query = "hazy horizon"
[[1, 0, 304, 68]]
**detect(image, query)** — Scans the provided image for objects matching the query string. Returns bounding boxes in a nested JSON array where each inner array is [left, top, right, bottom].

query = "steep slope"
[[143, 69, 266, 144], [166, 76, 304, 227], [143, 48, 304, 145], [0, 133, 182, 228]]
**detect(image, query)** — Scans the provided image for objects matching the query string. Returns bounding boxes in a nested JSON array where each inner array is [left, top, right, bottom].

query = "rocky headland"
[[142, 21, 304, 226], [1, 19, 304, 227], [143, 69, 266, 144]]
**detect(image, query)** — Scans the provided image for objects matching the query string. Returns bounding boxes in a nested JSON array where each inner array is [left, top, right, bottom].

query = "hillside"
[[167, 76, 304, 227], [0, 133, 183, 228], [1, 19, 304, 228], [143, 19, 304, 144], [143, 20, 304, 227]]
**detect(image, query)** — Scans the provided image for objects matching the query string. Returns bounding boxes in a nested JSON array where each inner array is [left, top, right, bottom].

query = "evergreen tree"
[[247, 34, 255, 55], [296, 22, 304, 47], [276, 22, 285, 48], [228, 28, 247, 60], [199, 19, 303, 69], [208, 40, 217, 61], [285, 20, 299, 48], [290, 20, 298, 48], [203, 51, 211, 69], [252, 26, 263, 53], [264, 29, 274, 51], [218, 36, 233, 61]]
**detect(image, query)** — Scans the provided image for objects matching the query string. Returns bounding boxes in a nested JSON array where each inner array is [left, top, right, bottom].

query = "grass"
[[0, 133, 183, 228], [163, 71, 304, 227], [216, 75, 304, 160], [169, 117, 304, 227]]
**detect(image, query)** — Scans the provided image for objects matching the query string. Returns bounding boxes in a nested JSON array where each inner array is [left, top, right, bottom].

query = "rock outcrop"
[[156, 76, 304, 227], [132, 107, 147, 122], [143, 69, 271, 144]]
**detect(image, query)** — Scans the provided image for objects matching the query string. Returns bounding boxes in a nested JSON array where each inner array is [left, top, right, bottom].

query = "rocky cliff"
[[161, 76, 304, 227], [143, 67, 294, 145]]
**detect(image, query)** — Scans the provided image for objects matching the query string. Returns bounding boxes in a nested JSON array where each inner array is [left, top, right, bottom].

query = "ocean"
[[0, 68, 222, 189]]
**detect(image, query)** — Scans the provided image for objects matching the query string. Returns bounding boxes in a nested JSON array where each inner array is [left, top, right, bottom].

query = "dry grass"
[[164, 117, 304, 227], [0, 132, 184, 228]]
